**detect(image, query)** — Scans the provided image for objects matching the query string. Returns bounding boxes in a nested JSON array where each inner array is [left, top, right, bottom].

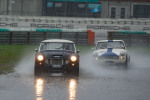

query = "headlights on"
[[70, 55, 77, 62], [120, 56, 125, 60], [120, 51, 126, 60], [37, 55, 44, 61]]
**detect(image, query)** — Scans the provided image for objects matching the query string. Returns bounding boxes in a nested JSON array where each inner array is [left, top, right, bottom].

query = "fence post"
[[27, 32, 30, 44], [76, 32, 78, 45], [59, 32, 62, 39], [128, 34, 131, 46], [9, 32, 12, 44], [148, 35, 150, 46], [108, 31, 113, 40], [43, 32, 47, 40]]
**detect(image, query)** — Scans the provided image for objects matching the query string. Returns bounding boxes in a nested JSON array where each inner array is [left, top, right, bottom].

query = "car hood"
[[40, 50, 74, 58], [93, 48, 127, 56]]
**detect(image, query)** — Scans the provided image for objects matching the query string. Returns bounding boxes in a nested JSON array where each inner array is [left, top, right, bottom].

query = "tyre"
[[74, 68, 79, 76], [123, 57, 128, 68], [73, 64, 79, 76], [67, 67, 79, 76]]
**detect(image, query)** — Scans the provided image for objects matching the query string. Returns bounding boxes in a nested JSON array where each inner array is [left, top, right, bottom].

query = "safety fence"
[[0, 28, 95, 45], [108, 31, 150, 46]]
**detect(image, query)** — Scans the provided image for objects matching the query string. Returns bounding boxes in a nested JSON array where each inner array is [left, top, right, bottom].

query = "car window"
[[96, 41, 125, 49], [40, 42, 75, 51]]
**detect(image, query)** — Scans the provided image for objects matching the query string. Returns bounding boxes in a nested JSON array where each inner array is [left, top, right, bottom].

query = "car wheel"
[[73, 63, 79, 75], [67, 66, 79, 76], [123, 57, 128, 68], [74, 68, 79, 75]]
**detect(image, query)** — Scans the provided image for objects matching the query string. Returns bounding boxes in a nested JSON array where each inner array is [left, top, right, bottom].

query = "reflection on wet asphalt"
[[34, 74, 78, 100], [0, 50, 150, 100]]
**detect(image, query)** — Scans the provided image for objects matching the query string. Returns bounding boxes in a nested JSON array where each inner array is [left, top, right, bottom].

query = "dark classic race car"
[[34, 39, 79, 75]]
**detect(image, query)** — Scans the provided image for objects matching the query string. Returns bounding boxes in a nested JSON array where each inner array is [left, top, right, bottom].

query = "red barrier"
[[87, 29, 95, 45]]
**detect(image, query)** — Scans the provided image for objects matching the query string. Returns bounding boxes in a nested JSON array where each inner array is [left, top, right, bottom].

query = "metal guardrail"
[[0, 15, 150, 25], [0, 28, 95, 45], [0, 31, 88, 45], [108, 31, 150, 46]]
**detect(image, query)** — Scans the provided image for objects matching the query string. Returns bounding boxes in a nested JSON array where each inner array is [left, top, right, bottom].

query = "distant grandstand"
[[0, 0, 150, 19]]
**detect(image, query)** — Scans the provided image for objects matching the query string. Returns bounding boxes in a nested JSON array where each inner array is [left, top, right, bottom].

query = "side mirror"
[[77, 50, 80, 53], [35, 49, 38, 52]]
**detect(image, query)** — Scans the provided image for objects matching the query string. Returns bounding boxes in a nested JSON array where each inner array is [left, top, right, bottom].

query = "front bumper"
[[35, 58, 79, 71], [94, 56, 126, 64]]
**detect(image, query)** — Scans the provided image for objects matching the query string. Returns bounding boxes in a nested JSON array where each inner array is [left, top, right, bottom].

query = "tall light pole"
[[65, 0, 66, 17], [86, 0, 88, 17], [7, 0, 9, 15], [108, 0, 110, 18], [21, 0, 23, 16]]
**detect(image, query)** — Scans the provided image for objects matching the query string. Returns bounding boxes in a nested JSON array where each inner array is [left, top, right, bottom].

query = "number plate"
[[52, 65, 62, 68]]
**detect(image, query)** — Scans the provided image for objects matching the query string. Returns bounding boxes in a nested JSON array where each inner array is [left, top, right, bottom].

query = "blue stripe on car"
[[101, 48, 118, 56], [107, 48, 113, 52]]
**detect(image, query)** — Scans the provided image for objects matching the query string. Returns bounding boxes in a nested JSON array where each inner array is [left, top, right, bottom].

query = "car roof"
[[42, 39, 74, 43], [97, 40, 124, 43]]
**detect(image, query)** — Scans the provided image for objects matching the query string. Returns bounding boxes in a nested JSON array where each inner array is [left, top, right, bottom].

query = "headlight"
[[37, 55, 44, 61], [70, 56, 77, 62], [96, 57, 98, 61], [120, 56, 125, 60], [120, 51, 125, 56]]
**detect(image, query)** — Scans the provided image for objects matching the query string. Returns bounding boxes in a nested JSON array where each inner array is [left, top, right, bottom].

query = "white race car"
[[92, 40, 130, 67]]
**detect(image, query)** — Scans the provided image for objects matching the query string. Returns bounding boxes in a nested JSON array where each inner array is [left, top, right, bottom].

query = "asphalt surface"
[[0, 50, 150, 100]]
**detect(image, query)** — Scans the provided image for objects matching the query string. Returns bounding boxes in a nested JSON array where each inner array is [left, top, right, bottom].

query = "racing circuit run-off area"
[[1, 0, 150, 99], [0, 45, 150, 100]]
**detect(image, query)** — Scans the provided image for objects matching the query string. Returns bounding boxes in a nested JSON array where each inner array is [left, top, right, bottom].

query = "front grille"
[[51, 59, 63, 65], [99, 56, 119, 60]]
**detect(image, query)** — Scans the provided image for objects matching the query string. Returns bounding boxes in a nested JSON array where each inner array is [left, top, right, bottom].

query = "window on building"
[[47, 2, 53, 8], [121, 8, 125, 19], [133, 5, 150, 18], [78, 4, 85, 8], [111, 7, 116, 18], [55, 3, 63, 7]]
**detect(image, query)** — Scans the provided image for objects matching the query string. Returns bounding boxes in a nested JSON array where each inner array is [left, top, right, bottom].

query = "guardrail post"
[[9, 32, 12, 44]]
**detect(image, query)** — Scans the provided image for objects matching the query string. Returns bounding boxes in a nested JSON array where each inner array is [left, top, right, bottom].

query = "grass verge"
[[2, 44, 149, 74], [0, 45, 37, 74], [0, 45, 92, 74]]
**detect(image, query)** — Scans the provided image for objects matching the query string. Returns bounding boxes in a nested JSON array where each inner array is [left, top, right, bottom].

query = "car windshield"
[[40, 42, 75, 51], [96, 41, 125, 49]]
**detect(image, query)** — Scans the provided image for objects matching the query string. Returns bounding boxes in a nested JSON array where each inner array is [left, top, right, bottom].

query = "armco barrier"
[[0, 28, 95, 45], [108, 31, 150, 46]]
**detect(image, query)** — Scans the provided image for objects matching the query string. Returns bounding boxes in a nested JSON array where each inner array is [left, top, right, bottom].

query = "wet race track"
[[0, 49, 150, 100]]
